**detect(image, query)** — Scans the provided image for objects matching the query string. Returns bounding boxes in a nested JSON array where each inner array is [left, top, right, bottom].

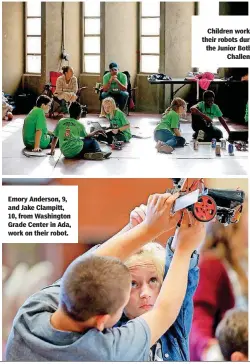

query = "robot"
[[170, 178, 245, 226], [111, 140, 124, 150], [235, 141, 248, 152]]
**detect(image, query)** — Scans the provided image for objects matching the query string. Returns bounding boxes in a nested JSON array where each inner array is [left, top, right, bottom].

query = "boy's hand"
[[112, 129, 119, 134], [95, 130, 107, 137], [47, 150, 55, 156], [174, 210, 206, 254], [130, 204, 147, 227], [205, 116, 213, 124], [143, 193, 181, 236], [32, 148, 42, 152]]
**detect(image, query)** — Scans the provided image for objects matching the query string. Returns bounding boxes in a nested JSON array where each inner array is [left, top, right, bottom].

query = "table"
[[148, 78, 243, 101]]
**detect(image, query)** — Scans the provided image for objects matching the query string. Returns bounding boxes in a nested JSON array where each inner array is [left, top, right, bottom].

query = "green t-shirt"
[[155, 110, 180, 135], [103, 72, 127, 93], [53, 117, 87, 158], [196, 101, 223, 119], [107, 109, 132, 141], [245, 102, 248, 123], [23, 107, 50, 149]]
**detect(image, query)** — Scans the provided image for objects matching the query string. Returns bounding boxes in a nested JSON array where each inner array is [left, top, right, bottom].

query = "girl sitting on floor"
[[98, 97, 132, 145], [154, 97, 186, 154]]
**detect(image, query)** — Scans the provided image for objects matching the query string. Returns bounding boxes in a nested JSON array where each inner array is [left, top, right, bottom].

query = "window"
[[199, 1, 219, 15], [83, 2, 101, 73], [26, 2, 41, 73], [140, 2, 160, 73]]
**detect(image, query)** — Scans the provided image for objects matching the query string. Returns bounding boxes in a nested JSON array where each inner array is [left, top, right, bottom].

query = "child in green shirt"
[[49, 102, 111, 160], [22, 95, 52, 151], [97, 97, 132, 145], [190, 90, 230, 142], [154, 97, 186, 154]]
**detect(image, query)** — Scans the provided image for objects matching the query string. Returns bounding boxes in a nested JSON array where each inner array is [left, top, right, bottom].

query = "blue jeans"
[[101, 91, 129, 111], [154, 129, 186, 148], [75, 137, 101, 158]]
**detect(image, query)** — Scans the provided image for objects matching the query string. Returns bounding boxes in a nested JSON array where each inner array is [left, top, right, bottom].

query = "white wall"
[[2, 2, 24, 94], [165, 2, 194, 77], [105, 2, 137, 85]]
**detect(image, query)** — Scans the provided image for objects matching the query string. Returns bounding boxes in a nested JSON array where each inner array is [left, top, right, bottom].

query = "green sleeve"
[[79, 123, 88, 138], [170, 113, 179, 129], [196, 102, 203, 112], [103, 73, 110, 85], [35, 109, 46, 131], [245, 102, 248, 123], [118, 110, 129, 126], [214, 104, 223, 117], [119, 73, 127, 86]]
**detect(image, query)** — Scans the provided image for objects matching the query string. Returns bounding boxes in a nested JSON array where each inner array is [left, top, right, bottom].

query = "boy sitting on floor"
[[216, 309, 248, 361], [49, 102, 111, 160], [22, 95, 52, 152], [190, 90, 231, 142]]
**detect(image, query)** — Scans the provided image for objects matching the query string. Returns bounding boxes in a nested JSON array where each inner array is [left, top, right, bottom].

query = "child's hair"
[[69, 102, 82, 119], [163, 97, 187, 116], [36, 95, 51, 108], [124, 242, 166, 283], [62, 66, 72, 74], [215, 309, 248, 361], [101, 97, 117, 119], [203, 90, 215, 100], [60, 254, 131, 322]]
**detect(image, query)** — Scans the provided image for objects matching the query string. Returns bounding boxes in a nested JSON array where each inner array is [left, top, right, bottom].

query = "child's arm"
[[141, 213, 206, 346], [112, 112, 130, 134], [165, 235, 199, 339], [218, 116, 230, 134], [112, 124, 130, 134], [172, 128, 181, 137], [118, 124, 130, 132], [33, 130, 42, 152], [94, 193, 181, 261], [48, 137, 58, 156], [190, 105, 213, 123], [87, 130, 107, 138]]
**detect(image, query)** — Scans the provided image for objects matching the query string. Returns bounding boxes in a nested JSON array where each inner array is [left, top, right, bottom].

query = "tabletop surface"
[[148, 78, 243, 84]]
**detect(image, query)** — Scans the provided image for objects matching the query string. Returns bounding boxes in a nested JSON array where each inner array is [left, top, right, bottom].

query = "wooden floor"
[[2, 113, 248, 177]]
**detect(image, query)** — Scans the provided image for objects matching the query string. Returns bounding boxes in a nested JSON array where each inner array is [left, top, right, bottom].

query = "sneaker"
[[197, 130, 205, 141], [84, 152, 104, 160], [158, 144, 174, 154], [103, 151, 112, 159]]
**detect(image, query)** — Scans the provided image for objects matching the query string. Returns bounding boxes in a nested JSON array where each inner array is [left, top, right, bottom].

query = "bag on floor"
[[14, 93, 36, 114]]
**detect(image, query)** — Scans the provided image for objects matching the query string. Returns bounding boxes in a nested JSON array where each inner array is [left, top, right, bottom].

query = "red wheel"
[[230, 205, 243, 224], [192, 195, 217, 222]]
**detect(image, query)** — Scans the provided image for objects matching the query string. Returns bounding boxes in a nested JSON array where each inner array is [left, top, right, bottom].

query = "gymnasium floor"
[[2, 113, 248, 177]]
